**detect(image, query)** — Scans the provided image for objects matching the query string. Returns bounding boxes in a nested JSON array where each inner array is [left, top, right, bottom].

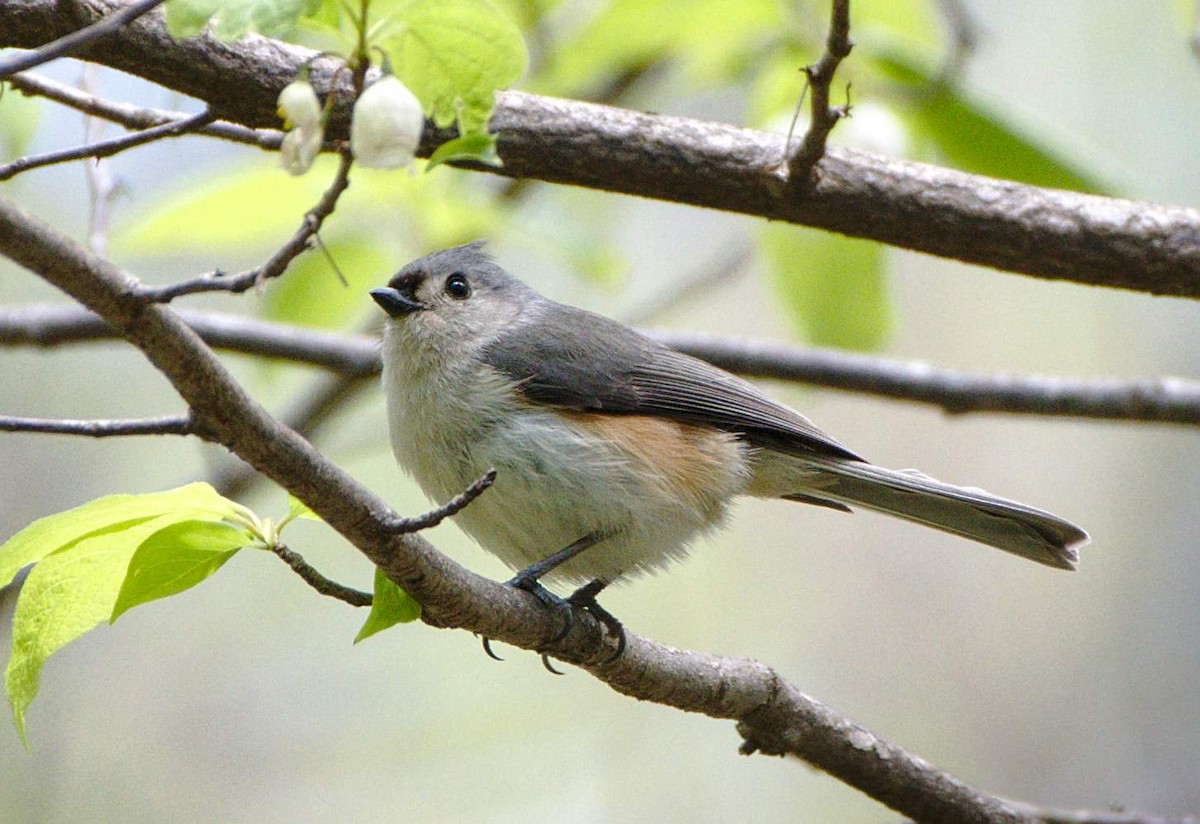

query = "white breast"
[[380, 325, 751, 586]]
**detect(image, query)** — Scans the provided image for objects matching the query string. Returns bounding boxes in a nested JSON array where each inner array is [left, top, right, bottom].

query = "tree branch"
[[2, 192, 1163, 824], [4, 0, 1198, 297], [385, 470, 497, 534], [0, 108, 216, 181], [270, 543, 372, 607], [212, 371, 375, 499], [4, 305, 1198, 427], [785, 0, 853, 179], [0, 413, 194, 436], [0, 0, 167, 78], [654, 331, 1200, 427], [136, 150, 354, 301], [7, 70, 282, 149]]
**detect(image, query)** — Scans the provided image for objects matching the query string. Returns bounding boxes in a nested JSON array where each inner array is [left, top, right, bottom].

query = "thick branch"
[[3, 0, 1198, 297], [0, 195, 1118, 824], [0, 0, 166, 77], [4, 305, 1199, 427]]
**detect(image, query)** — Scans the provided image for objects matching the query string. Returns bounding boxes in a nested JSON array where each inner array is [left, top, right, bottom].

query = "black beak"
[[371, 287, 425, 317]]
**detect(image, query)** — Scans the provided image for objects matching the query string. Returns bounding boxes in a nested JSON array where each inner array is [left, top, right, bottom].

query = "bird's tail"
[[775, 456, 1089, 570]]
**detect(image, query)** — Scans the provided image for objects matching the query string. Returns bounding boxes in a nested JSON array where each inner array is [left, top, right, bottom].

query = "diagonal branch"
[[270, 543, 372, 607], [4, 305, 1199, 427], [2, 192, 1161, 824], [137, 150, 354, 301], [5, 0, 1197, 297], [0, 0, 167, 78]]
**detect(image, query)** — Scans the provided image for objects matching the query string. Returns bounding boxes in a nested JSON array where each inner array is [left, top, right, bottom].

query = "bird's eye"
[[444, 273, 471, 299]]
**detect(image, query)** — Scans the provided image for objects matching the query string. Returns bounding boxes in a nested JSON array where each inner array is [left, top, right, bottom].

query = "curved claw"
[[540, 654, 566, 675], [481, 636, 504, 661]]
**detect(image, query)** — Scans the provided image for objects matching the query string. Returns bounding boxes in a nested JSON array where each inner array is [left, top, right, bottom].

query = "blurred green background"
[[2, 0, 1199, 820]]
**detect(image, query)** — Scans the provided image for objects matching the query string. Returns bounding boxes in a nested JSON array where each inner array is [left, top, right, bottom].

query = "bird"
[[371, 242, 1088, 655]]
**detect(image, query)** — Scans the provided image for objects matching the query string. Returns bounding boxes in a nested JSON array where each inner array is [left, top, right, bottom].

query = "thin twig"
[[0, 108, 216, 181], [0, 413, 194, 437], [784, 0, 853, 180], [7, 71, 283, 149], [385, 470, 497, 534], [138, 149, 355, 302], [270, 543, 372, 607], [0, 304, 381, 373], [652, 330, 1200, 426], [0, 0, 169, 78]]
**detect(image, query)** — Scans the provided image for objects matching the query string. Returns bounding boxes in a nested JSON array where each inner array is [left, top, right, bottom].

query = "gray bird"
[[372, 243, 1088, 646]]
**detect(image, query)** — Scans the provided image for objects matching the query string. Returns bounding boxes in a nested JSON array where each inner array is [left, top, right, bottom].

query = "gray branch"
[[785, 0, 853, 178], [137, 150, 355, 301], [0, 108, 217, 181], [3, 304, 1198, 427], [3, 0, 1199, 297], [0, 413, 194, 436], [4, 193, 1182, 824], [0, 0, 167, 78], [7, 70, 282, 149]]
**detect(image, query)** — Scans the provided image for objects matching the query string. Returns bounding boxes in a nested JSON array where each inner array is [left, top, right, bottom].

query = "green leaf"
[[4, 513, 208, 746], [425, 133, 502, 170], [165, 0, 322, 40], [374, 0, 528, 132], [0, 483, 243, 591], [354, 567, 421, 643], [760, 224, 892, 351], [110, 521, 251, 623]]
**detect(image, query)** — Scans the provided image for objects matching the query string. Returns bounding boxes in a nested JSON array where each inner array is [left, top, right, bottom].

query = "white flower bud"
[[350, 75, 425, 169], [277, 79, 322, 131], [279, 124, 323, 176]]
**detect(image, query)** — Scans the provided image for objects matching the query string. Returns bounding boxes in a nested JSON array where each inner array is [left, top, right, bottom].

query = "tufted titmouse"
[[372, 243, 1088, 627]]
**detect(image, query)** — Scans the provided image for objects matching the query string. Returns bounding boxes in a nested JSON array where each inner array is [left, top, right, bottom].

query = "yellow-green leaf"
[[5, 512, 210, 746], [110, 520, 251, 623], [0, 483, 242, 591], [374, 0, 528, 133], [354, 567, 421, 643]]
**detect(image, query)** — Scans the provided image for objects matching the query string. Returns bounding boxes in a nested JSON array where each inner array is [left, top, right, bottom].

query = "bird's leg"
[[481, 532, 604, 670], [506, 532, 603, 606], [567, 579, 625, 663]]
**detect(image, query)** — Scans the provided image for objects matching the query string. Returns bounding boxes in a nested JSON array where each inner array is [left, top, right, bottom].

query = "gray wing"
[[481, 303, 862, 461]]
